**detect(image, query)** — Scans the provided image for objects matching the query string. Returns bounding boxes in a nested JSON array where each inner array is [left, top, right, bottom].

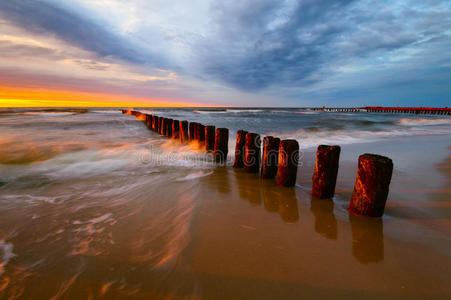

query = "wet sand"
[[178, 134, 451, 299]]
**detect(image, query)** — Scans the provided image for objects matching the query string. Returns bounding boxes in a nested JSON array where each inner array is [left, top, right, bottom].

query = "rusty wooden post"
[[205, 125, 215, 152], [189, 122, 195, 141], [161, 118, 167, 136], [146, 114, 153, 129], [244, 133, 261, 173], [260, 136, 280, 179], [153, 116, 159, 132], [214, 128, 229, 163], [233, 130, 248, 168], [180, 121, 188, 143], [197, 124, 205, 147], [349, 154, 393, 217], [172, 119, 180, 139], [166, 119, 173, 138], [276, 140, 299, 187], [312, 145, 341, 198]]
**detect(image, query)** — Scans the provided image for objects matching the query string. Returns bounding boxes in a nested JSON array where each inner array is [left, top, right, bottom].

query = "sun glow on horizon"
[[0, 86, 208, 107]]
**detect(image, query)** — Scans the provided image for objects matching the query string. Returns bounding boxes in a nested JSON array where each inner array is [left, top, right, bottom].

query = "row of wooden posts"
[[123, 109, 393, 218]]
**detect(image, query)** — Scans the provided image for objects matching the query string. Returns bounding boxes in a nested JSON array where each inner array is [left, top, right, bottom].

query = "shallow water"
[[0, 108, 450, 298]]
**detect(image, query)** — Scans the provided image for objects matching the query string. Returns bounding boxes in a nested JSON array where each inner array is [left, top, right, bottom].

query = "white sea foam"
[[176, 171, 213, 181], [227, 109, 264, 113], [23, 112, 75, 116], [0, 240, 16, 275], [272, 127, 451, 149], [396, 118, 451, 126], [92, 110, 122, 114], [73, 213, 114, 225]]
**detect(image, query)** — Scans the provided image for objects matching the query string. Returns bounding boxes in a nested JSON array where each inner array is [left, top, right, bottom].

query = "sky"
[[0, 0, 450, 107]]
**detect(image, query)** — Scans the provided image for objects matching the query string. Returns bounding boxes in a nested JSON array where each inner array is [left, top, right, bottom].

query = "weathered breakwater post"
[[205, 125, 215, 152], [233, 130, 248, 168], [311, 145, 341, 198], [197, 124, 205, 147], [161, 118, 167, 136], [166, 119, 173, 137], [172, 119, 180, 139], [214, 128, 229, 163], [180, 121, 189, 143], [153, 116, 159, 132], [146, 114, 152, 128], [349, 154, 393, 217], [244, 133, 261, 173], [276, 140, 299, 187], [189, 122, 195, 141], [260, 136, 280, 179]]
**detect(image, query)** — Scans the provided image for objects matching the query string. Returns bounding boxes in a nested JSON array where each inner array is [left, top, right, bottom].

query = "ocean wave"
[[271, 127, 451, 149], [92, 110, 122, 114], [23, 112, 76, 116], [396, 118, 451, 126]]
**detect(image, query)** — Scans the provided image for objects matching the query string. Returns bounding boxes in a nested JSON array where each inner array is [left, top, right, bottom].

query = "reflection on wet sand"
[[310, 199, 337, 240], [214, 166, 231, 195], [234, 170, 262, 206], [234, 169, 299, 223], [349, 214, 384, 264], [278, 192, 299, 223]]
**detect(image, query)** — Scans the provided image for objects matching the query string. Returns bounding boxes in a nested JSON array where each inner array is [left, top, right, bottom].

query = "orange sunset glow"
[[0, 86, 203, 107]]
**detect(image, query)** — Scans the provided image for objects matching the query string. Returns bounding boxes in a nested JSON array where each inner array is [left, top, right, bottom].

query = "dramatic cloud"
[[0, 0, 450, 106]]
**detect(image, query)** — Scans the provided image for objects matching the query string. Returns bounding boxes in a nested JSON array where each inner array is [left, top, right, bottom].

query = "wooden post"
[[244, 133, 261, 173], [276, 140, 299, 187], [205, 125, 215, 152], [312, 145, 341, 198], [161, 118, 167, 136], [197, 124, 205, 147], [172, 119, 180, 139], [233, 130, 248, 168], [147, 114, 153, 128], [180, 121, 189, 143], [189, 122, 195, 141], [166, 119, 173, 137], [260, 136, 280, 179], [349, 154, 393, 217], [214, 128, 229, 163], [153, 116, 159, 132]]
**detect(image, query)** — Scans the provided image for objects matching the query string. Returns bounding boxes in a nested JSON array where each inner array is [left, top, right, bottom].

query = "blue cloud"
[[198, 0, 451, 92]]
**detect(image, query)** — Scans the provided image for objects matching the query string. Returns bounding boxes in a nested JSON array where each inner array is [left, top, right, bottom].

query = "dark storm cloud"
[[0, 0, 147, 64], [198, 0, 451, 91]]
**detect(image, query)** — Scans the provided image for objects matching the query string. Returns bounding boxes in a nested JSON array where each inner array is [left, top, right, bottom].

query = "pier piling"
[[312, 145, 341, 199], [233, 130, 248, 168], [349, 154, 393, 217], [244, 133, 261, 173], [214, 128, 229, 163], [205, 125, 215, 152], [260, 136, 280, 179], [180, 121, 189, 143], [189, 122, 195, 141], [276, 140, 299, 187], [172, 119, 180, 139], [197, 124, 205, 147], [166, 119, 173, 138]]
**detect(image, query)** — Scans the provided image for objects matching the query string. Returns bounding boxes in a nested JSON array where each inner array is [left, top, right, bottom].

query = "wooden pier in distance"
[[311, 106, 450, 115]]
